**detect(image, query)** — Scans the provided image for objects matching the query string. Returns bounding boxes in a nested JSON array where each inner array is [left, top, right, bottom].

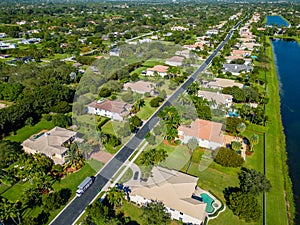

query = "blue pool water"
[[229, 111, 238, 117], [266, 15, 289, 27], [200, 193, 215, 213]]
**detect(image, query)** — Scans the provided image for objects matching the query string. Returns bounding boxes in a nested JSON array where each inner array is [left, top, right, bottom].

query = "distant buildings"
[[87, 99, 132, 121], [22, 127, 79, 165]]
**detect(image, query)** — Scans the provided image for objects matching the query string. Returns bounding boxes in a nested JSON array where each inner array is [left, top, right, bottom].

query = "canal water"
[[267, 15, 289, 27], [271, 39, 300, 224]]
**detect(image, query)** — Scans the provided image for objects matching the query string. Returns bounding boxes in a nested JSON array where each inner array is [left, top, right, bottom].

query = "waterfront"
[[267, 15, 289, 27], [271, 39, 300, 224]]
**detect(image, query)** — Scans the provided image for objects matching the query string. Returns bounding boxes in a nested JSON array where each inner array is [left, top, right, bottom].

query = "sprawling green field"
[[5, 118, 55, 142]]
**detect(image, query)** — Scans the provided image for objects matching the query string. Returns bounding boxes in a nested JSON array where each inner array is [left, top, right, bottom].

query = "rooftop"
[[88, 99, 132, 114], [178, 119, 224, 144], [130, 166, 206, 221]]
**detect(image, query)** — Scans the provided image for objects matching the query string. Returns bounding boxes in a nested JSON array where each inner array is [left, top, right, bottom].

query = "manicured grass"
[[53, 159, 103, 193], [158, 142, 191, 171], [0, 184, 10, 195], [262, 37, 292, 224], [119, 167, 133, 183], [1, 182, 32, 202], [142, 59, 165, 67], [5, 118, 55, 142], [136, 98, 157, 120]]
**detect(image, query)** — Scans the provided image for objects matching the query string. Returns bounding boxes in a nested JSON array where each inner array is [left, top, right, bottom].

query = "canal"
[[271, 38, 300, 224]]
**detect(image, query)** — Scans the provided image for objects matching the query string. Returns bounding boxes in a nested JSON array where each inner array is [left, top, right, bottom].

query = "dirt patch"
[[91, 151, 113, 164]]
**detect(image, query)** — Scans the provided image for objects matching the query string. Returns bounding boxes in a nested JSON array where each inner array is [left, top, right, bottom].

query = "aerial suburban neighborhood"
[[0, 1, 299, 225]]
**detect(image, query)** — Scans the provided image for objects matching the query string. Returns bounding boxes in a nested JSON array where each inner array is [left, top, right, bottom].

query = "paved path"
[[50, 19, 244, 225]]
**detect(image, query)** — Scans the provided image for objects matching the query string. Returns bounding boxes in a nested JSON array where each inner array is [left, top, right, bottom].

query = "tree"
[[250, 134, 259, 151], [239, 168, 272, 196], [225, 117, 243, 134], [78, 142, 93, 160], [139, 148, 168, 166], [231, 141, 242, 151], [187, 137, 199, 154], [236, 122, 246, 136], [145, 133, 156, 145], [226, 191, 261, 222], [0, 141, 22, 170], [52, 113, 72, 128], [129, 115, 142, 132], [106, 187, 125, 209], [150, 97, 163, 107], [142, 202, 171, 225], [214, 147, 244, 167], [99, 87, 112, 98], [22, 188, 42, 208]]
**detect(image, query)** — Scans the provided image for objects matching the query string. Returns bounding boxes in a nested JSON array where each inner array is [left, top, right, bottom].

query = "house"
[[183, 42, 204, 51], [175, 49, 190, 58], [146, 65, 169, 77], [203, 78, 243, 90], [205, 29, 219, 36], [109, 48, 120, 57], [165, 56, 184, 67], [129, 166, 207, 225], [198, 90, 233, 108], [22, 127, 78, 165], [222, 63, 253, 76], [225, 56, 252, 65], [231, 50, 251, 57], [171, 26, 189, 31], [87, 99, 132, 121], [123, 80, 155, 95], [0, 33, 7, 38], [178, 119, 224, 150]]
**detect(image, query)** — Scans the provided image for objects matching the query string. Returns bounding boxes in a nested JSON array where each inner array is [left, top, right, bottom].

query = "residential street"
[[50, 19, 243, 225]]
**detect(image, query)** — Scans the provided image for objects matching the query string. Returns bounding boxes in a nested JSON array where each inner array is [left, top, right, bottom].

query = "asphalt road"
[[50, 19, 243, 225]]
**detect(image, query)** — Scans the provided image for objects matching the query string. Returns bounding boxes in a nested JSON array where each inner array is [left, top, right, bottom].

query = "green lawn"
[[262, 37, 292, 224], [136, 98, 157, 120], [5, 118, 55, 142], [1, 182, 32, 202], [53, 159, 104, 193]]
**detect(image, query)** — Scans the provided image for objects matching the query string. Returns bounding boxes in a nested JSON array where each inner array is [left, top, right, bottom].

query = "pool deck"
[[194, 187, 222, 216]]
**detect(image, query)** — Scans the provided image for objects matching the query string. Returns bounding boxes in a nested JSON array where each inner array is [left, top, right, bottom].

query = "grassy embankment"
[[264, 36, 295, 224]]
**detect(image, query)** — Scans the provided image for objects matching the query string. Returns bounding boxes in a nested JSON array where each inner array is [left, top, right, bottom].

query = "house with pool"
[[128, 166, 222, 225]]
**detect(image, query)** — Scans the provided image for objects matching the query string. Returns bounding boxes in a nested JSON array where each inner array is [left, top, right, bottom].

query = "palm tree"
[[236, 122, 246, 136], [250, 134, 259, 151], [231, 141, 242, 151], [0, 198, 22, 225], [78, 142, 92, 160], [135, 98, 145, 111], [106, 187, 125, 209]]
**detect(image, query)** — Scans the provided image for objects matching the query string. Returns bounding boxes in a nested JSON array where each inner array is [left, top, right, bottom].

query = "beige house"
[[198, 90, 233, 108], [203, 78, 243, 90], [129, 166, 207, 225], [165, 56, 184, 67], [22, 127, 78, 165], [123, 80, 155, 95], [87, 99, 132, 121]]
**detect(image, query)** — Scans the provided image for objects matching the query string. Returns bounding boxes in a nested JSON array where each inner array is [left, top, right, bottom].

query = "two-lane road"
[[50, 18, 244, 225]]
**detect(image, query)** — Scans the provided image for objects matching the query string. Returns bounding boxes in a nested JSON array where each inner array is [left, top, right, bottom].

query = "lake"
[[271, 38, 300, 224], [267, 15, 289, 27]]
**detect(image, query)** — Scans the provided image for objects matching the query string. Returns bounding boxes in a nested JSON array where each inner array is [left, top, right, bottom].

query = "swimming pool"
[[200, 193, 215, 213]]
